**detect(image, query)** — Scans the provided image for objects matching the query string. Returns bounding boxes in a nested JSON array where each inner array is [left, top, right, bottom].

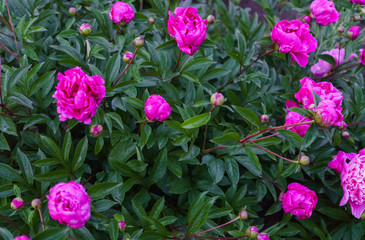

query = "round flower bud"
[[207, 15, 215, 24], [245, 226, 259, 239], [69, 7, 77, 17], [90, 125, 103, 136], [341, 131, 350, 139], [278, 192, 284, 201], [11, 197, 24, 210], [123, 52, 134, 64], [118, 221, 126, 232], [133, 37, 144, 48], [308, 104, 316, 111], [210, 93, 224, 107], [79, 24, 91, 36], [14, 236, 31, 240], [353, 13, 361, 21], [347, 26, 360, 40], [337, 26, 344, 33], [303, 15, 311, 23], [239, 210, 248, 220], [299, 155, 310, 166], [337, 121, 347, 131], [257, 233, 270, 240], [148, 17, 155, 25], [260, 114, 269, 123], [31, 198, 41, 210]]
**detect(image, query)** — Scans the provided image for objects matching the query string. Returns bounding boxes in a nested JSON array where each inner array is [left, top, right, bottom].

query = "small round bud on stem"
[[341, 131, 350, 139], [31, 199, 41, 209], [69, 7, 77, 17], [303, 15, 311, 23], [148, 17, 155, 25], [239, 210, 248, 220], [260, 114, 269, 123], [90, 124, 103, 136], [134, 37, 145, 48], [207, 15, 215, 24], [337, 26, 344, 33], [123, 52, 134, 64], [353, 13, 361, 21], [118, 221, 126, 232], [299, 155, 310, 166], [11, 197, 24, 210], [210, 93, 224, 107], [257, 233, 270, 240], [308, 104, 316, 111], [245, 226, 259, 239], [79, 24, 91, 36]]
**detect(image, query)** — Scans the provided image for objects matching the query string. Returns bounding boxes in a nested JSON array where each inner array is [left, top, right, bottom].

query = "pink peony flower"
[[109, 2, 134, 25], [46, 181, 91, 228], [294, 77, 343, 111], [14, 236, 31, 240], [310, 0, 340, 26], [167, 7, 207, 55], [340, 153, 365, 218], [314, 100, 344, 127], [311, 48, 357, 77], [271, 20, 317, 67], [328, 151, 357, 174], [360, 49, 365, 65], [350, 0, 365, 4], [257, 233, 270, 240], [144, 95, 171, 122], [347, 26, 360, 40], [53, 67, 105, 125], [284, 111, 311, 136], [303, 15, 312, 23], [282, 182, 317, 219]]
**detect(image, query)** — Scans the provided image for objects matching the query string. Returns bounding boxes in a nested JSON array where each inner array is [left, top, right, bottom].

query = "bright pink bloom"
[[360, 49, 365, 65], [257, 233, 270, 240], [303, 15, 312, 23], [14, 236, 31, 240], [282, 183, 317, 219], [271, 20, 317, 67], [53, 67, 105, 125], [109, 2, 134, 24], [144, 95, 171, 122], [311, 48, 357, 77], [167, 7, 207, 55], [340, 153, 365, 218], [328, 151, 356, 174], [294, 77, 343, 111], [47, 181, 91, 228], [310, 0, 340, 26], [348, 26, 360, 40], [350, 0, 365, 4], [285, 111, 311, 137], [314, 100, 343, 127]]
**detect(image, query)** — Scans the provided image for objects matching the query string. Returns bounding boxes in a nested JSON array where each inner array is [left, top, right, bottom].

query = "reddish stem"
[[111, 48, 139, 88], [249, 140, 298, 163], [0, 42, 20, 61], [191, 217, 239, 237], [5, 0, 21, 65]]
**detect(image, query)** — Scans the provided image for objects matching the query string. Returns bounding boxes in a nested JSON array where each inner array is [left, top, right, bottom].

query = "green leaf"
[[140, 124, 151, 148], [149, 148, 167, 186], [278, 130, 303, 148], [94, 136, 104, 155], [38, 135, 63, 163], [34, 171, 69, 182], [155, 40, 177, 51], [149, 197, 165, 219], [16, 148, 33, 184], [181, 58, 215, 72], [317, 207, 350, 221], [9, 66, 28, 89], [87, 182, 120, 200], [0, 163, 21, 181], [29, 71, 56, 96], [225, 158, 239, 187], [233, 106, 260, 128], [318, 54, 336, 68], [302, 124, 318, 149], [0, 116, 17, 136], [62, 132, 72, 163], [8, 92, 33, 109], [72, 136, 88, 171], [208, 158, 225, 184], [186, 197, 216, 236], [105, 53, 121, 85], [0, 133, 10, 151], [33, 228, 70, 240], [182, 72, 199, 83], [181, 113, 211, 129], [288, 107, 312, 118], [312, 90, 322, 107], [211, 132, 240, 146], [23, 114, 50, 130], [109, 219, 118, 240], [0, 227, 13, 240]]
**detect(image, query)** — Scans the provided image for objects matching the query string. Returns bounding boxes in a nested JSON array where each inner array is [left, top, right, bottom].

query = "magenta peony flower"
[[347, 26, 360, 40], [294, 77, 343, 111], [340, 152, 365, 218], [144, 95, 171, 122], [350, 0, 365, 4], [314, 100, 344, 127], [52, 67, 105, 125], [311, 48, 357, 77], [167, 7, 207, 55], [47, 181, 91, 228], [284, 111, 311, 136], [109, 2, 134, 25], [257, 233, 270, 240], [282, 182, 317, 219], [328, 151, 356, 174], [14, 236, 31, 240], [271, 20, 317, 67], [360, 49, 365, 65], [310, 0, 340, 26]]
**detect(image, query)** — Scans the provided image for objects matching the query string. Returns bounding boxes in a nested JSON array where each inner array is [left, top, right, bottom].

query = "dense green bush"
[[0, 0, 365, 239]]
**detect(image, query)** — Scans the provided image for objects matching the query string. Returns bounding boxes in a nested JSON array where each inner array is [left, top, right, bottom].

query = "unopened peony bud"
[[11, 197, 24, 210], [353, 13, 361, 21], [347, 26, 360, 40], [278, 192, 284, 201], [69, 7, 77, 17], [303, 15, 311, 23], [337, 121, 347, 131], [31, 199, 41, 209], [148, 17, 155, 25], [207, 15, 215, 24], [239, 210, 248, 220], [118, 221, 126, 232], [337, 26, 344, 33], [341, 131, 350, 139], [14, 236, 31, 240], [123, 52, 134, 64], [308, 104, 316, 111], [210, 93, 224, 107], [257, 233, 270, 240], [90, 124, 103, 136], [245, 226, 259, 239], [79, 24, 91, 36], [134, 37, 144, 48], [260, 114, 269, 123], [299, 155, 310, 166]]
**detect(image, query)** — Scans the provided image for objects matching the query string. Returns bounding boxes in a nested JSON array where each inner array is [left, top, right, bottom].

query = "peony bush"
[[0, 0, 365, 239]]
